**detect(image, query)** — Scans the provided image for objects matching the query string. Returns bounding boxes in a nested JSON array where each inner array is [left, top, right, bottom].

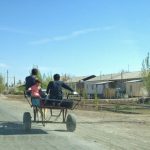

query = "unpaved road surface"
[[0, 96, 150, 150]]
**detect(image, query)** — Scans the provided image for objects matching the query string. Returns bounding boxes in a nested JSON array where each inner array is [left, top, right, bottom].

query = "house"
[[66, 71, 145, 99], [125, 79, 148, 97], [86, 71, 143, 98]]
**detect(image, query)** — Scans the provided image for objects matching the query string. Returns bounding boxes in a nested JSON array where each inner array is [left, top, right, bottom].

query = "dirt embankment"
[[5, 94, 25, 100]]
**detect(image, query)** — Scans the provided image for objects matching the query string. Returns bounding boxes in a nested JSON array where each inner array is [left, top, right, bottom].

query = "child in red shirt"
[[28, 79, 42, 106], [28, 79, 41, 98]]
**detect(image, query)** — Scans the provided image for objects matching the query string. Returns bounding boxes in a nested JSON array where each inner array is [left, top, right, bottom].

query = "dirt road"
[[0, 96, 150, 150]]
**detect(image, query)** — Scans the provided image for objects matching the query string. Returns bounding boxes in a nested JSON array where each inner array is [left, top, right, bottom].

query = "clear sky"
[[0, 0, 149, 83]]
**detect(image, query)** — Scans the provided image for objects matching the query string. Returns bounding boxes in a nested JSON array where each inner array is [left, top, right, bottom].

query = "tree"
[[61, 73, 71, 81], [17, 80, 22, 85], [0, 74, 5, 93], [41, 73, 52, 89], [141, 52, 150, 96]]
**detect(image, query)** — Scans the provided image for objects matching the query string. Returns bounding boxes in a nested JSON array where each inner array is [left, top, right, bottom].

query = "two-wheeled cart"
[[23, 93, 80, 132], [23, 75, 96, 132]]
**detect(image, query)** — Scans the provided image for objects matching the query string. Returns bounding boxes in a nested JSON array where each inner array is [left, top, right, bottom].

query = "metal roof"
[[66, 76, 86, 83], [95, 81, 114, 85], [66, 71, 142, 83], [86, 71, 142, 82], [126, 79, 142, 83]]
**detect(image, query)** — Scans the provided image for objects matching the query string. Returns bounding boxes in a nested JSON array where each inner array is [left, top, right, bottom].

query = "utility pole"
[[128, 64, 129, 72], [121, 71, 124, 98], [14, 76, 15, 86], [99, 71, 101, 81], [7, 70, 8, 93]]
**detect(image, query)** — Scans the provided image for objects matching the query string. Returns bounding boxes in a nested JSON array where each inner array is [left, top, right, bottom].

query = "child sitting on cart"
[[28, 79, 44, 107]]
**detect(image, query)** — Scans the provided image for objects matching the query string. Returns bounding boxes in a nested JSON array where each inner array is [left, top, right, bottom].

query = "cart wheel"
[[66, 114, 76, 132], [23, 112, 31, 132]]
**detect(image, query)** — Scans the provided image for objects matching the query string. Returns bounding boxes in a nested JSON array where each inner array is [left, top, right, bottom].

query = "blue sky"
[[0, 0, 150, 83]]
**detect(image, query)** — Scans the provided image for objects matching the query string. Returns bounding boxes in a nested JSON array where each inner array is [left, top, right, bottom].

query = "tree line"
[[0, 53, 150, 96], [0, 70, 73, 95]]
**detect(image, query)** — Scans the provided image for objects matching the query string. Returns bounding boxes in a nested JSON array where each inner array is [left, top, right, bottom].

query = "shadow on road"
[[53, 129, 68, 132], [77, 120, 147, 125], [0, 121, 47, 135]]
